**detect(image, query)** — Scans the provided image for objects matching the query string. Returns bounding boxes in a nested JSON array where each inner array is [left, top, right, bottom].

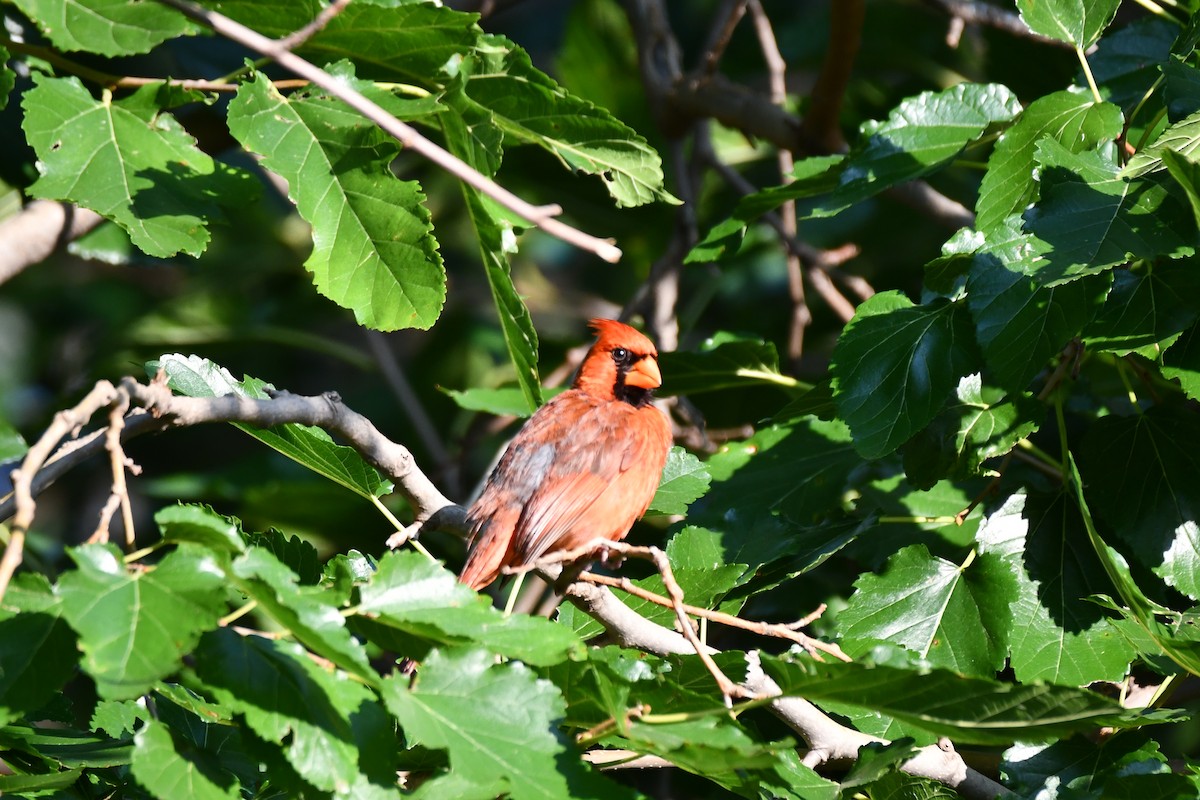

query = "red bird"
[[459, 319, 673, 590]]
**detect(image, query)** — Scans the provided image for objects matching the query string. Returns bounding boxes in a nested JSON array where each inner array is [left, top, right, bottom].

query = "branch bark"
[[0, 201, 104, 286]]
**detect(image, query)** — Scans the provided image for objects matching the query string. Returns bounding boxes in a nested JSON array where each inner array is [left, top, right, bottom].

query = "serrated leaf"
[[460, 34, 674, 207], [1004, 737, 1194, 800], [1124, 109, 1200, 178], [21, 75, 252, 257], [0, 45, 12, 112], [976, 91, 1123, 235], [831, 292, 979, 459], [1083, 261, 1200, 356], [227, 74, 445, 330], [697, 416, 858, 526], [657, 334, 794, 395], [967, 217, 1111, 390], [131, 720, 239, 800], [1016, 0, 1119, 48], [354, 551, 582, 665], [57, 543, 227, 699], [840, 543, 1014, 675], [1162, 322, 1200, 400], [442, 386, 547, 418], [977, 492, 1133, 684], [646, 447, 710, 516], [9, 0, 193, 56], [0, 610, 77, 727], [194, 629, 375, 793], [1026, 141, 1194, 285], [381, 648, 568, 800], [1092, 17, 1179, 112], [946, 375, 1043, 473], [155, 504, 244, 554], [760, 653, 1163, 745], [1080, 407, 1200, 600], [230, 547, 374, 681], [737, 84, 1020, 222], [1161, 147, 1200, 230], [155, 354, 393, 501], [91, 699, 150, 739]]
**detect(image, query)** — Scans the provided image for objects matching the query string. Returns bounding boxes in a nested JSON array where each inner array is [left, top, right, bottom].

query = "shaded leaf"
[[1083, 261, 1200, 357], [760, 653, 1166, 745], [831, 291, 979, 459], [22, 76, 252, 258], [131, 720, 239, 800], [975, 90, 1122, 236], [0, 608, 77, 727], [1080, 406, 1200, 600], [657, 334, 794, 395], [1162, 321, 1200, 400], [1026, 141, 1194, 286]]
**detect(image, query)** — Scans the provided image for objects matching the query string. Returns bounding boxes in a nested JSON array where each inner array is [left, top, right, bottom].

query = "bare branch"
[[151, 0, 623, 263], [0, 201, 104, 286], [800, 0, 865, 153], [921, 0, 1072, 48], [277, 0, 352, 51], [690, 0, 749, 82]]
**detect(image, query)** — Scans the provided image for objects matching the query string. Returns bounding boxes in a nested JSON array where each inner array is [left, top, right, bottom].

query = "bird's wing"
[[512, 399, 670, 565]]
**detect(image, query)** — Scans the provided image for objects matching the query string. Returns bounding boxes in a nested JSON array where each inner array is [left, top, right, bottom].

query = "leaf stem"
[[123, 542, 162, 563], [734, 368, 806, 389], [370, 496, 436, 562], [877, 515, 958, 525], [1075, 46, 1103, 106], [219, 600, 258, 627]]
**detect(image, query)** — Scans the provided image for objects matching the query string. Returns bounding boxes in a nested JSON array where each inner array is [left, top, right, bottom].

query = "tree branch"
[[799, 0, 865, 153], [151, 0, 623, 263], [920, 0, 1073, 48], [0, 201, 104, 286]]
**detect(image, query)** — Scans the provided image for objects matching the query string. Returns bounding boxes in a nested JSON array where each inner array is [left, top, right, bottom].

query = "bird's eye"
[[611, 347, 630, 365]]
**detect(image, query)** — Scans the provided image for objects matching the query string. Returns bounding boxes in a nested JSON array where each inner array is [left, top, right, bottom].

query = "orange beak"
[[624, 356, 662, 390]]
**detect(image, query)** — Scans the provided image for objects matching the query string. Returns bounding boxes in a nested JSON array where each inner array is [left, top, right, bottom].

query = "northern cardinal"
[[459, 319, 673, 590]]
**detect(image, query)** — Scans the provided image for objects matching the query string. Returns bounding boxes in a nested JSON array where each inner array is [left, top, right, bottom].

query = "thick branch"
[[152, 0, 622, 263], [0, 201, 104, 285], [563, 580, 1010, 799], [800, 0, 865, 152]]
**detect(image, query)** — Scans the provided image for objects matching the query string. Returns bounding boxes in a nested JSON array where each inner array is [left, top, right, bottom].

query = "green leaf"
[[91, 699, 150, 738], [1123, 109, 1200, 178], [354, 551, 583, 666], [738, 84, 1021, 221], [230, 547, 375, 681], [1080, 407, 1200, 600], [1092, 17, 1178, 112], [1004, 737, 1195, 800], [154, 504, 245, 555], [698, 416, 859, 525], [9, 0, 193, 56], [194, 629, 376, 793], [967, 216, 1111, 390], [57, 543, 227, 699], [840, 543, 1015, 675], [131, 720, 239, 800], [657, 334, 796, 395], [945, 375, 1043, 475], [1016, 0, 1119, 48], [21, 75, 252, 258], [460, 34, 674, 208], [0, 45, 12, 112], [155, 354, 393, 501], [760, 653, 1161, 746], [975, 91, 1123, 235], [227, 73, 445, 331], [0, 724, 133, 768], [1083, 261, 1200, 356], [1161, 148, 1200, 231], [977, 492, 1133, 685], [442, 386, 565, 418], [1026, 141, 1194, 285], [0, 769, 85, 794], [831, 292, 979, 459], [646, 447, 711, 516], [381, 648, 568, 800], [1162, 321, 1200, 400], [0, 610, 77, 727]]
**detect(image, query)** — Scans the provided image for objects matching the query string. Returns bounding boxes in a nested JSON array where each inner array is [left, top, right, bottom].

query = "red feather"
[[459, 320, 673, 590]]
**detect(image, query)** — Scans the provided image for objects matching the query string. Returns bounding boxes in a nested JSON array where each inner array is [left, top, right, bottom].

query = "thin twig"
[[690, 0, 749, 82], [920, 0, 1073, 47], [748, 1, 809, 361], [104, 395, 140, 550], [520, 538, 752, 704], [151, 0, 623, 263], [581, 571, 850, 662], [1, 382, 120, 602], [277, 0, 353, 51]]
